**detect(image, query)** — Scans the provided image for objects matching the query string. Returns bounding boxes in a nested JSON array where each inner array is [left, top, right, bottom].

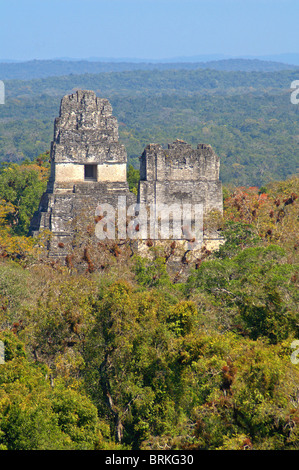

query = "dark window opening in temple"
[[84, 164, 97, 181]]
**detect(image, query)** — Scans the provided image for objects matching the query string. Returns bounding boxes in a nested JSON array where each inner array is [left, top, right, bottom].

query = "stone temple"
[[138, 140, 222, 219], [30, 90, 223, 262]]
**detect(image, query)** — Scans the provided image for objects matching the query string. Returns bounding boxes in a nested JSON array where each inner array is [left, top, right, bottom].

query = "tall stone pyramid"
[[30, 90, 136, 258]]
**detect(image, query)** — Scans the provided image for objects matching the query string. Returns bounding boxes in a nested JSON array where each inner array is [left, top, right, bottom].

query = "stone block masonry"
[[30, 90, 136, 259], [138, 140, 223, 213], [136, 139, 223, 258]]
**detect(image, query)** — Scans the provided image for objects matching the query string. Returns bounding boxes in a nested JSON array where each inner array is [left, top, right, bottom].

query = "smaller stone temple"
[[137, 140, 223, 252], [138, 140, 222, 212], [30, 90, 223, 263]]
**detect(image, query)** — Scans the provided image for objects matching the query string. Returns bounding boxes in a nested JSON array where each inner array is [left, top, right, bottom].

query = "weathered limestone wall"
[[97, 163, 127, 182], [138, 140, 223, 214], [55, 163, 84, 183], [30, 90, 135, 259], [46, 89, 127, 191], [137, 139, 224, 254], [54, 162, 127, 183]]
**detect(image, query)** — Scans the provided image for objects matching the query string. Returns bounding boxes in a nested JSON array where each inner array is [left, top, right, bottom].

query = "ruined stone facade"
[[30, 90, 223, 261], [47, 89, 128, 189], [30, 90, 135, 258], [139, 140, 222, 211], [136, 140, 223, 257]]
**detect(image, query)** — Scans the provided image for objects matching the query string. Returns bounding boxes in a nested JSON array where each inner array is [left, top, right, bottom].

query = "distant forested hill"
[[0, 67, 298, 186], [4, 67, 299, 97], [0, 58, 296, 80]]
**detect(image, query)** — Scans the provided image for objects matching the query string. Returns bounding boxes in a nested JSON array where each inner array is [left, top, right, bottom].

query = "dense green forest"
[[1, 67, 299, 186], [0, 154, 298, 450], [0, 62, 298, 450]]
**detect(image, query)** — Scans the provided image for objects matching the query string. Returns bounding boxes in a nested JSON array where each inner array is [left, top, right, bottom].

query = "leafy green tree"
[[214, 221, 259, 259], [133, 255, 172, 288], [83, 281, 191, 447], [127, 164, 140, 195], [0, 160, 48, 235], [186, 245, 298, 343], [0, 331, 109, 450]]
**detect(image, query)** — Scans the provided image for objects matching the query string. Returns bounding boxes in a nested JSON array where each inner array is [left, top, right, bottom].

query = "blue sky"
[[0, 0, 298, 61]]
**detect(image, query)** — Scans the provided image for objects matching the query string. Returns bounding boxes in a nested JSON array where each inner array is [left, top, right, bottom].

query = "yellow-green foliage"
[[0, 172, 298, 450]]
